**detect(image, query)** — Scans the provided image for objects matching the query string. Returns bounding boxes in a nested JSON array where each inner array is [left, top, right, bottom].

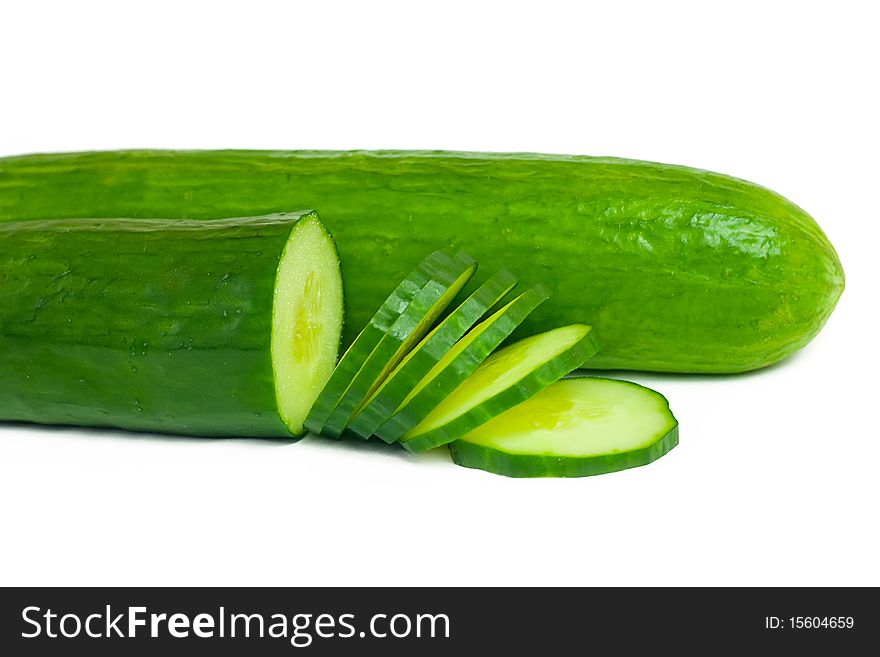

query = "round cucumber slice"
[[399, 323, 601, 453], [448, 376, 679, 477], [347, 269, 519, 439], [375, 285, 550, 444], [320, 253, 477, 438], [303, 250, 457, 436]]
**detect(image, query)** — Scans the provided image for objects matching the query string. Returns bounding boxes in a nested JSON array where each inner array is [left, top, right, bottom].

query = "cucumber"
[[0, 150, 845, 373], [0, 212, 342, 437], [320, 254, 477, 438], [375, 285, 549, 444], [347, 269, 518, 439], [399, 324, 601, 453], [303, 250, 456, 435], [448, 377, 678, 478]]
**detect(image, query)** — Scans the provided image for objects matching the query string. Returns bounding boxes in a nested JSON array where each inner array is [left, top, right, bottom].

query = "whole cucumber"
[[0, 150, 844, 373]]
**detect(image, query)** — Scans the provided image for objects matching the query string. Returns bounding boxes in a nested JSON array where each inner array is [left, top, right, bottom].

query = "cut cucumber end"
[[271, 214, 344, 436], [449, 377, 678, 478]]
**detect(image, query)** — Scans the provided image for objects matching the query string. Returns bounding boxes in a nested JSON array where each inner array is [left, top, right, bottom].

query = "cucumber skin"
[[0, 212, 324, 437], [0, 150, 845, 373], [448, 425, 678, 478]]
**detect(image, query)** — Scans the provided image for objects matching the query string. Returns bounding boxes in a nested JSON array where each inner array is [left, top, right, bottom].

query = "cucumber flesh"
[[271, 216, 345, 434], [320, 254, 477, 438], [347, 269, 518, 439], [399, 324, 601, 453], [375, 285, 549, 444], [449, 376, 678, 477], [303, 250, 454, 436]]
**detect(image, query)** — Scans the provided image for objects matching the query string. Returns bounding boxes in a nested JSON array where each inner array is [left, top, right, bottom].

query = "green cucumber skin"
[[448, 425, 678, 478], [0, 150, 845, 373], [375, 285, 550, 444], [400, 326, 602, 454], [0, 212, 321, 437], [347, 269, 518, 439]]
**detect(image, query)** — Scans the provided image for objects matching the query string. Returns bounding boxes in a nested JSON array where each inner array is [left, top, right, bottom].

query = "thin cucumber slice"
[[375, 285, 550, 444], [320, 253, 477, 438], [303, 250, 458, 435], [449, 376, 678, 477], [399, 324, 601, 453], [347, 269, 519, 439]]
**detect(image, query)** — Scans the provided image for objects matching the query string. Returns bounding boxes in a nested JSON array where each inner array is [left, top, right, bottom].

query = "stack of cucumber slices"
[[305, 251, 678, 478]]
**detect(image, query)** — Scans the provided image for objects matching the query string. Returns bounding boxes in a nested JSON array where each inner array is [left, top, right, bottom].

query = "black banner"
[[0, 587, 874, 654]]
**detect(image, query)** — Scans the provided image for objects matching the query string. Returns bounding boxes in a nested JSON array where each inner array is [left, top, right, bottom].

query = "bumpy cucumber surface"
[[376, 285, 549, 444], [449, 377, 678, 478], [0, 212, 342, 437], [400, 324, 601, 453], [320, 254, 476, 438], [348, 269, 517, 439], [0, 150, 845, 373]]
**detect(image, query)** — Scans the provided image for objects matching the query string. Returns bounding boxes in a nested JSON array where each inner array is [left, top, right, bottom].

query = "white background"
[[1, 0, 877, 586]]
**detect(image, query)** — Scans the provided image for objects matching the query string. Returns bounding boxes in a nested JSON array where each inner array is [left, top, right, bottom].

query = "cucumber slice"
[[320, 253, 477, 438], [347, 270, 519, 439], [375, 285, 550, 444], [303, 251, 458, 435], [399, 323, 600, 453], [449, 377, 679, 477]]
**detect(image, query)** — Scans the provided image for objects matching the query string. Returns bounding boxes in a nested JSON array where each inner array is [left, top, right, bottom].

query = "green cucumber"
[[303, 250, 457, 435], [399, 324, 601, 453], [0, 212, 342, 437], [0, 150, 845, 373], [449, 377, 678, 478], [320, 254, 477, 438], [375, 285, 550, 444], [347, 269, 518, 439]]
